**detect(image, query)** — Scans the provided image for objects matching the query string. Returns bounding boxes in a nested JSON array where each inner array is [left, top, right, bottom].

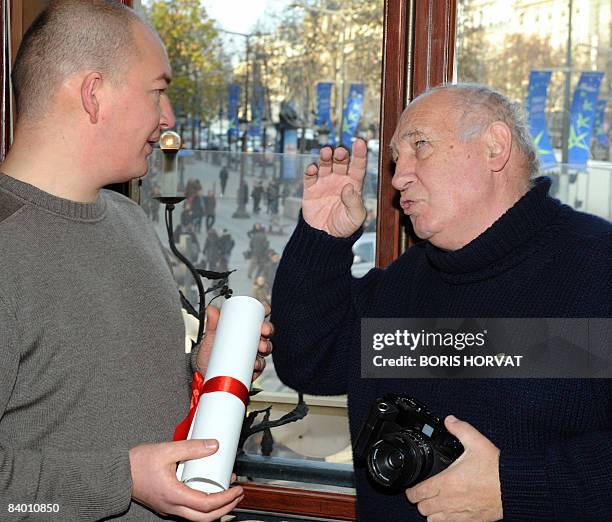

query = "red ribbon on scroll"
[[173, 371, 249, 441]]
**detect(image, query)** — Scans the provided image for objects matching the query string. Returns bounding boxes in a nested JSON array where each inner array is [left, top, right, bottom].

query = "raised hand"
[[302, 138, 367, 237]]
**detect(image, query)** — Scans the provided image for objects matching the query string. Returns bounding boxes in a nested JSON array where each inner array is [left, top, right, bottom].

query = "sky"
[[202, 0, 288, 66], [202, 0, 286, 34], [141, 0, 288, 64], [141, 0, 286, 34]]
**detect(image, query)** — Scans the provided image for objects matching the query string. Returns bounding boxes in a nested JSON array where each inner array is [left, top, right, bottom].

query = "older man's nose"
[[392, 156, 417, 191]]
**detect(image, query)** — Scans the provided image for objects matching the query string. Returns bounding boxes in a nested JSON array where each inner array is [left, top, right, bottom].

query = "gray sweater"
[[0, 172, 191, 520]]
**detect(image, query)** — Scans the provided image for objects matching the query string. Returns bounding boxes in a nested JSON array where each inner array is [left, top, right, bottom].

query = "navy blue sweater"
[[271, 178, 612, 521]]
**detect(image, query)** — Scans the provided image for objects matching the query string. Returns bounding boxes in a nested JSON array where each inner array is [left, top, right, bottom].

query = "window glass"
[[354, 240, 374, 264], [138, 0, 384, 485], [456, 0, 612, 221]]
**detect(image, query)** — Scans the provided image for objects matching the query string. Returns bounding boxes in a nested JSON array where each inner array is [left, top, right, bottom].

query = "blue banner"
[[249, 84, 265, 139], [568, 71, 604, 167], [227, 84, 241, 139], [594, 99, 608, 147], [526, 70, 557, 168], [341, 83, 364, 146], [316, 82, 336, 146]]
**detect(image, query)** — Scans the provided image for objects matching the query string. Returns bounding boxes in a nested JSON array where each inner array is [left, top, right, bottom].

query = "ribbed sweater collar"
[[425, 177, 563, 283], [0, 171, 107, 221]]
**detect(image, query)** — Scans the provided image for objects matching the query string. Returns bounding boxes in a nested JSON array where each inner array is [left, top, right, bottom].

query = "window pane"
[[456, 0, 612, 221], [138, 0, 384, 483]]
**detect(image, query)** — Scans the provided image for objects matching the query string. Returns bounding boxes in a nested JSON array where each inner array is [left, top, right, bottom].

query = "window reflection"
[[457, 0, 612, 221], [142, 148, 378, 394], [138, 0, 385, 480]]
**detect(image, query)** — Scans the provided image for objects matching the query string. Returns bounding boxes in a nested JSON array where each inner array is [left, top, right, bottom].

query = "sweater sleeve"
[[271, 216, 381, 396], [0, 301, 133, 521], [500, 409, 612, 519]]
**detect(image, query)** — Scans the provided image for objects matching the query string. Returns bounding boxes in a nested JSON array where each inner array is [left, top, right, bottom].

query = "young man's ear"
[[81, 72, 103, 124], [485, 121, 512, 172]]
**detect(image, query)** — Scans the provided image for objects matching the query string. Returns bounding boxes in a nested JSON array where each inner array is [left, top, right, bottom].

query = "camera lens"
[[387, 450, 404, 469], [366, 431, 433, 489]]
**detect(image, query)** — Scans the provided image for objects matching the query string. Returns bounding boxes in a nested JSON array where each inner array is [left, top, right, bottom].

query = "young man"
[[0, 1, 271, 520]]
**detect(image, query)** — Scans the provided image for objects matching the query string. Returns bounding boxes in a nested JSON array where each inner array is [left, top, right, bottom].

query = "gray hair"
[[422, 83, 540, 178], [12, 0, 152, 122]]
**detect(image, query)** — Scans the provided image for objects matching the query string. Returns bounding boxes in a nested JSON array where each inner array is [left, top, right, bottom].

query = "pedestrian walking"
[[252, 181, 264, 214], [219, 166, 228, 196], [247, 223, 270, 278], [202, 228, 221, 271], [217, 229, 235, 272], [203, 190, 216, 230]]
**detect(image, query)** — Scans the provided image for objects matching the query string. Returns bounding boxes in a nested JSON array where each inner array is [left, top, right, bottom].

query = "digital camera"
[[353, 394, 464, 490]]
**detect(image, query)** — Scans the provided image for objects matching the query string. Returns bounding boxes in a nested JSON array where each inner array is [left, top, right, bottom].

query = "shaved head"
[[12, 0, 152, 123]]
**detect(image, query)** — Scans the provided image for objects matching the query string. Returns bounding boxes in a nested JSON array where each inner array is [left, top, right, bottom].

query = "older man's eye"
[[415, 140, 428, 149]]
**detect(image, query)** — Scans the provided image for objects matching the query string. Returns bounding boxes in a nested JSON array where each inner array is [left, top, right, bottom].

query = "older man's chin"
[[411, 219, 453, 251], [410, 216, 432, 241]]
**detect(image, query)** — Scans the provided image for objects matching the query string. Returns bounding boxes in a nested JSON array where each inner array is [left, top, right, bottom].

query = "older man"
[[0, 1, 272, 520], [272, 84, 611, 521]]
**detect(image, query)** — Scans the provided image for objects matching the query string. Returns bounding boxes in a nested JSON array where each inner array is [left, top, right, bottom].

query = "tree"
[[457, 14, 564, 102], [251, 0, 384, 141], [487, 34, 565, 102], [145, 0, 229, 144]]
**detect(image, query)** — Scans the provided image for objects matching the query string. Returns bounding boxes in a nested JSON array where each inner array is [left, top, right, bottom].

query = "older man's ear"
[[485, 121, 512, 172]]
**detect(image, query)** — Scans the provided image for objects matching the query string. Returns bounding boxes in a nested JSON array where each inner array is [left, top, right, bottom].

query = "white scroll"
[[176, 296, 265, 493]]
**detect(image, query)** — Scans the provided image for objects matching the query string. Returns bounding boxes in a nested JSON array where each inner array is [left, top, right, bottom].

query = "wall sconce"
[[155, 131, 233, 347]]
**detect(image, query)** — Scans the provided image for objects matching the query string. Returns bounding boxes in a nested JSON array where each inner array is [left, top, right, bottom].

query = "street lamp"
[[155, 130, 233, 346], [218, 28, 271, 124], [219, 28, 270, 219], [290, 3, 351, 140]]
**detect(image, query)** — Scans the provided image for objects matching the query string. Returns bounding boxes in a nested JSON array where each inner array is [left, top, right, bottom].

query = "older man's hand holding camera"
[[405, 415, 502, 522]]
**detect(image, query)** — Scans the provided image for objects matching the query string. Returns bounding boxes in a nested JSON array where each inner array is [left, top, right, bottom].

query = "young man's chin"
[[108, 169, 148, 186], [129, 160, 150, 181]]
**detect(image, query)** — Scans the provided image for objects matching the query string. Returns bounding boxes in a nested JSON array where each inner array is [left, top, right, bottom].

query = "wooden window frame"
[[376, 0, 456, 264]]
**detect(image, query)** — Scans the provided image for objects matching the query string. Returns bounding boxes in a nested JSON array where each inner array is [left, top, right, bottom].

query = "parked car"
[[351, 232, 376, 278]]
